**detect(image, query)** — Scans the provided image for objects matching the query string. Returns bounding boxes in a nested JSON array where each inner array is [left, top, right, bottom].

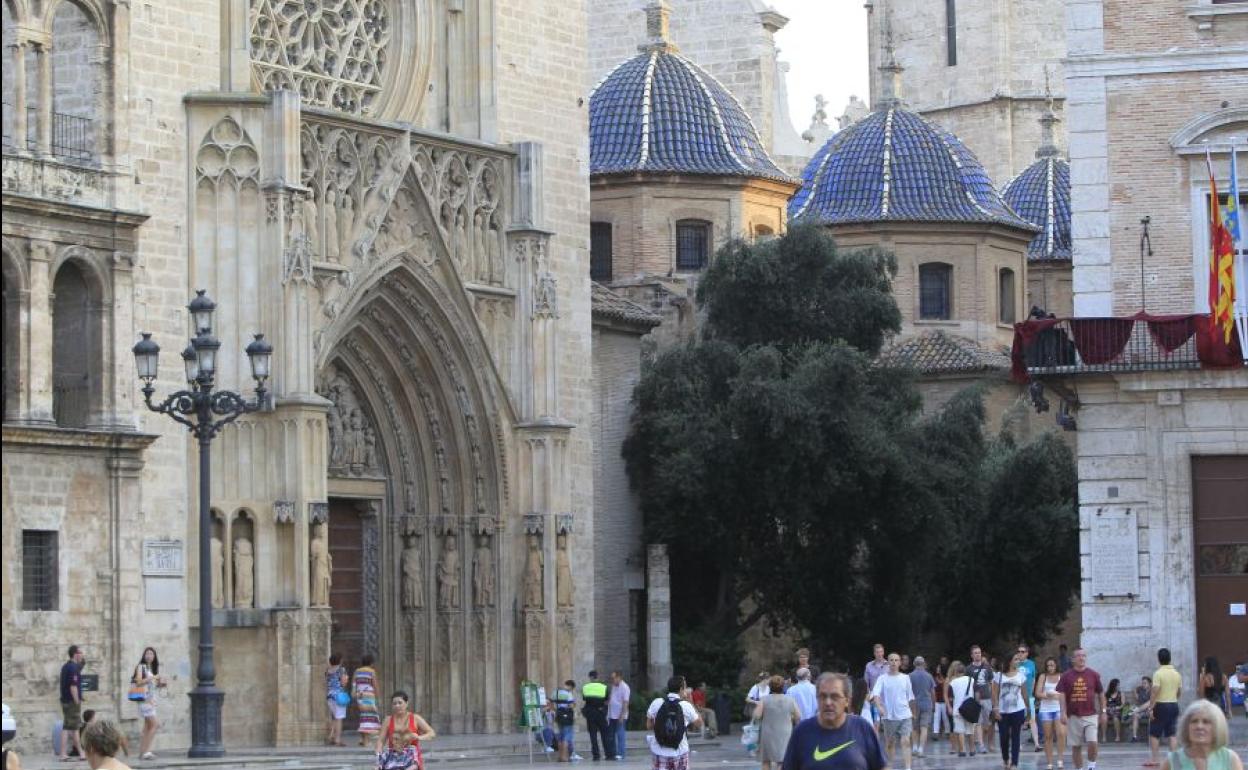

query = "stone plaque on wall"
[[142, 539, 184, 576], [1090, 507, 1139, 598]]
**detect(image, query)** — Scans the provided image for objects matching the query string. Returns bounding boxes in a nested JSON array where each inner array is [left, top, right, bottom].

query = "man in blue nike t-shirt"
[[782, 672, 889, 770]]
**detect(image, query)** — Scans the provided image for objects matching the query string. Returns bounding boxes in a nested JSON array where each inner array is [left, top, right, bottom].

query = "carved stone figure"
[[338, 191, 355, 258], [556, 533, 573, 608], [211, 535, 226, 609], [472, 534, 495, 607], [233, 537, 255, 608], [347, 409, 365, 470], [453, 208, 468, 267], [326, 399, 344, 467], [487, 213, 504, 283], [302, 191, 320, 257], [437, 533, 460, 609], [310, 523, 333, 607], [363, 425, 377, 470], [523, 533, 544, 609], [401, 534, 423, 609], [473, 210, 487, 281], [324, 187, 340, 260]]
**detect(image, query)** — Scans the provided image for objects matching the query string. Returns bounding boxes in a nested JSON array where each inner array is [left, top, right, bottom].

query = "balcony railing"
[[2, 104, 95, 161], [1011, 313, 1245, 381]]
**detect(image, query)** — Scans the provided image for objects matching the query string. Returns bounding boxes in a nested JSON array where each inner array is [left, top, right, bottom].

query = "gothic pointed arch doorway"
[[317, 258, 512, 733]]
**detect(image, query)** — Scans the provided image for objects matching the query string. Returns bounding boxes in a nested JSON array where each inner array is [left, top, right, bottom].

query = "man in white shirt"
[[647, 676, 702, 770], [789, 667, 817, 721], [871, 652, 917, 770], [608, 671, 631, 761]]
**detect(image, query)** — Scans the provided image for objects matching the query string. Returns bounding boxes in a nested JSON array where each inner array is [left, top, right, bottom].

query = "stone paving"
[[16, 721, 1247, 770]]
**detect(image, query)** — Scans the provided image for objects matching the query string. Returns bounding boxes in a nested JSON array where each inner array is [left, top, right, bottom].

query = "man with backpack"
[[550, 679, 582, 762], [647, 675, 703, 770]]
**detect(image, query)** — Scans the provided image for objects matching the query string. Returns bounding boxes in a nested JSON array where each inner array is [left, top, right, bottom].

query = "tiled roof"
[[589, 49, 793, 181], [878, 330, 1011, 375], [788, 108, 1035, 231], [1003, 156, 1072, 261], [591, 282, 662, 330]]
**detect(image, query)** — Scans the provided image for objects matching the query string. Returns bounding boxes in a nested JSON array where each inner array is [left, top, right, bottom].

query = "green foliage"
[[624, 226, 1080, 676]]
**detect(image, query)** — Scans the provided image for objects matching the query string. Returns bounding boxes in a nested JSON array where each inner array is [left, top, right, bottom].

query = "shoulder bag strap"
[[965, 675, 975, 698]]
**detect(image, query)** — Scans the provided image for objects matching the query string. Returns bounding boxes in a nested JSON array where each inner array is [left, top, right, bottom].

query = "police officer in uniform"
[[582, 670, 616, 760]]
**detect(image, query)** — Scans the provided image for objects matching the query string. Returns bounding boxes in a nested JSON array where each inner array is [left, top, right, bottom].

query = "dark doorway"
[[1192, 456, 1248, 670], [329, 498, 365, 729]]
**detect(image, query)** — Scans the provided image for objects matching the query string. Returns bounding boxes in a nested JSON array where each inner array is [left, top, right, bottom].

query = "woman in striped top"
[[355, 654, 382, 744]]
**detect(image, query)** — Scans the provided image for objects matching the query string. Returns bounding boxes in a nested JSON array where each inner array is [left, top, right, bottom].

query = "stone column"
[[10, 40, 27, 152], [646, 544, 673, 689], [25, 240, 55, 423], [35, 41, 52, 157]]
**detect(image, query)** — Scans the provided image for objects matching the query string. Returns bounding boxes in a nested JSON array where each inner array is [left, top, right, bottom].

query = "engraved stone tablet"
[[1090, 507, 1139, 597], [142, 539, 185, 576]]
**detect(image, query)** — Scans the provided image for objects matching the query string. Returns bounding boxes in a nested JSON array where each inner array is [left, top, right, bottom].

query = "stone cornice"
[[2, 423, 160, 455], [0, 190, 149, 228], [1065, 47, 1248, 78]]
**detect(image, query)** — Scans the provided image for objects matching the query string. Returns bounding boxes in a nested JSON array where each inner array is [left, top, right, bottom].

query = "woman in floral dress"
[[355, 654, 382, 745]]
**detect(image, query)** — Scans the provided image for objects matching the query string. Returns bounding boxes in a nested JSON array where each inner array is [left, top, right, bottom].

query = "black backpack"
[[654, 697, 687, 749]]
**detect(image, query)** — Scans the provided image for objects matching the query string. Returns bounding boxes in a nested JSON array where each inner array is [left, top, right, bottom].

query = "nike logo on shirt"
[[813, 739, 855, 762]]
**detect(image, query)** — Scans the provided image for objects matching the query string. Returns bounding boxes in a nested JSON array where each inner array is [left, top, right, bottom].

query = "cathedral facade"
[[3, 0, 605, 751]]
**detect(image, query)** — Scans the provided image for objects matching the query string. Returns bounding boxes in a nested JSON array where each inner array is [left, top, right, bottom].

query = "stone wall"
[[1071, 370, 1248, 682], [866, 0, 1067, 185], [591, 325, 647, 681]]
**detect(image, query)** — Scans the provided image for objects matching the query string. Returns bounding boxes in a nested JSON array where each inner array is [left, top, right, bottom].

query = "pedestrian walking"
[[747, 672, 771, 718], [1146, 648, 1182, 767], [1158, 700, 1243, 770], [130, 646, 166, 761], [790, 668, 818, 722], [947, 661, 973, 758], [781, 673, 887, 770], [58, 645, 85, 761], [551, 680, 580, 762], [755, 675, 800, 770], [1057, 647, 1105, 770], [932, 656, 950, 743], [582, 671, 616, 760], [374, 691, 435, 770], [646, 676, 702, 770], [81, 718, 131, 770], [871, 652, 916, 770], [793, 648, 820, 685], [1035, 657, 1067, 770], [1200, 659, 1227, 714], [862, 644, 889, 728], [1017, 644, 1040, 751], [909, 656, 935, 757], [325, 653, 349, 747], [993, 650, 1032, 770], [608, 671, 631, 760], [967, 645, 995, 754], [354, 654, 382, 746]]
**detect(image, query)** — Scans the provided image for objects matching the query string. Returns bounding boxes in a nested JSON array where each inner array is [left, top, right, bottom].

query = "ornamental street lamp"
[[131, 290, 273, 758]]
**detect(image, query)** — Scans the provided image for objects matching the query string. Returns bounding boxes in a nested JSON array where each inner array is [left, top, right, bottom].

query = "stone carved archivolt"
[[318, 364, 382, 476]]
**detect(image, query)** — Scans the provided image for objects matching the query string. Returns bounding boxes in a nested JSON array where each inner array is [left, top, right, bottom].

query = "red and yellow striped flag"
[[1207, 150, 1236, 344]]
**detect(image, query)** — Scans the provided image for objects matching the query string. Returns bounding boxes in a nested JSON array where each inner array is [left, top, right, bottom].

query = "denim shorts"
[[559, 724, 575, 745], [1037, 710, 1060, 723]]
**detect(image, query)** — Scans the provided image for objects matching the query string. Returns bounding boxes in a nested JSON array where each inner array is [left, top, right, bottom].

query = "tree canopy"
[[623, 225, 1079, 683]]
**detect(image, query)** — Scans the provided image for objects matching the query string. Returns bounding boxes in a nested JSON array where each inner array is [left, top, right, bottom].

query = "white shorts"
[[1067, 714, 1098, 747], [327, 696, 347, 720], [953, 714, 974, 735], [136, 700, 156, 719]]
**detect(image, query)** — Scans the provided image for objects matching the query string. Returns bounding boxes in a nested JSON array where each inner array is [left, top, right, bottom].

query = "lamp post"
[[132, 290, 272, 758]]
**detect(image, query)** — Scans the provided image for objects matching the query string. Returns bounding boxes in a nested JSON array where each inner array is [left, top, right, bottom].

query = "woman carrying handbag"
[[375, 691, 436, 770]]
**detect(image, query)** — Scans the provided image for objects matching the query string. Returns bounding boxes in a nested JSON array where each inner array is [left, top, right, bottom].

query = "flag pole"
[[1229, 142, 1247, 360]]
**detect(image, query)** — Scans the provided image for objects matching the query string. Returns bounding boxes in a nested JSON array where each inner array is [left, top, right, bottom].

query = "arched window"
[[49, 1, 102, 162], [52, 260, 93, 427], [675, 219, 711, 271], [590, 222, 613, 281], [919, 262, 953, 320], [999, 268, 1016, 324]]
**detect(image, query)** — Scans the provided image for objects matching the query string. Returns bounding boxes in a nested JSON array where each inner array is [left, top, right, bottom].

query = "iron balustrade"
[[1, 103, 95, 161]]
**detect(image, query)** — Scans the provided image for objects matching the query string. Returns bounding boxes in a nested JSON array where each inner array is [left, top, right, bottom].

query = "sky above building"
[[770, 0, 870, 134]]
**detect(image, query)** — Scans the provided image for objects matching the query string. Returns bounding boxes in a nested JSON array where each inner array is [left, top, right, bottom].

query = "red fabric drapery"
[[1069, 318, 1134, 364]]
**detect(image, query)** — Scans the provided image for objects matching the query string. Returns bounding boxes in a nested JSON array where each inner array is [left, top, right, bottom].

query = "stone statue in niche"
[[472, 534, 495, 608], [302, 191, 320, 257], [401, 534, 423, 609], [453, 208, 468, 268], [319, 367, 381, 477], [338, 191, 355, 258], [324, 187, 341, 260], [233, 536, 255, 608], [327, 400, 344, 467], [347, 409, 365, 471], [437, 533, 460, 609], [363, 425, 377, 469], [487, 212, 504, 284], [211, 535, 226, 609], [473, 210, 487, 281], [556, 532, 573, 608], [310, 522, 333, 607], [523, 533, 543, 609]]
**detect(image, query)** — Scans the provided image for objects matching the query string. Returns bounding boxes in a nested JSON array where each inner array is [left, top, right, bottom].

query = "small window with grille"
[[675, 220, 711, 271], [22, 530, 59, 611], [919, 262, 953, 320], [591, 222, 613, 282]]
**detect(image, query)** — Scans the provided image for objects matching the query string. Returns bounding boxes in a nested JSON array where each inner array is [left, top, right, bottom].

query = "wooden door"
[[1192, 456, 1248, 670], [329, 498, 365, 729]]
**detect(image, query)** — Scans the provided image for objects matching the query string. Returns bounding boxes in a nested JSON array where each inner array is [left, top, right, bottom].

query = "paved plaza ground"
[[15, 720, 1248, 770]]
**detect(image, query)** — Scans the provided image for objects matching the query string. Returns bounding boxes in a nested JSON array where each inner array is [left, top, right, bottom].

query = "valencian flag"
[[1227, 144, 1248, 356], [1206, 149, 1236, 346]]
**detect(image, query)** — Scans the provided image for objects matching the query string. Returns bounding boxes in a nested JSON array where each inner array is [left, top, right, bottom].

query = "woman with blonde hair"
[[81, 719, 131, 770], [1159, 699, 1242, 770]]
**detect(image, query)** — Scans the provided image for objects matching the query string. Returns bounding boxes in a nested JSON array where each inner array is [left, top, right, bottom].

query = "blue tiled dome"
[[788, 108, 1034, 231], [1003, 156, 1072, 261], [589, 48, 791, 181]]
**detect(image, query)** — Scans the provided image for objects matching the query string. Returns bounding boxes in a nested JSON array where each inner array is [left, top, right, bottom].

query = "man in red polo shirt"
[[1057, 648, 1106, 770]]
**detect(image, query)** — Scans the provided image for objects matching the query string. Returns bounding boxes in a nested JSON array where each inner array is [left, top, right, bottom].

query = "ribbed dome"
[[788, 108, 1035, 231], [589, 48, 791, 181], [1003, 156, 1072, 261]]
